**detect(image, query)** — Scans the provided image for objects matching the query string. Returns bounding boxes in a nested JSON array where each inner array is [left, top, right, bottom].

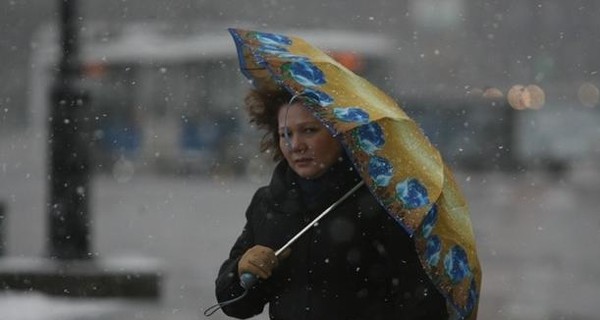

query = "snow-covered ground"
[[0, 292, 127, 320], [1, 132, 600, 319]]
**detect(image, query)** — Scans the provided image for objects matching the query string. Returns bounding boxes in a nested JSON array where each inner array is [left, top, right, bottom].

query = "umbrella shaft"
[[275, 180, 365, 257]]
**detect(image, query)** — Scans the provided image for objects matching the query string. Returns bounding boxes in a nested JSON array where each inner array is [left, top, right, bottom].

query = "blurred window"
[[410, 0, 465, 29]]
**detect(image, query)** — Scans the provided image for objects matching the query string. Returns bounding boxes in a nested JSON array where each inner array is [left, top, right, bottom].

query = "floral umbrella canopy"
[[229, 28, 481, 319]]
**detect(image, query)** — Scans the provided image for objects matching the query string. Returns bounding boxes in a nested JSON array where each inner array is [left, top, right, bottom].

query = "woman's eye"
[[304, 127, 317, 133]]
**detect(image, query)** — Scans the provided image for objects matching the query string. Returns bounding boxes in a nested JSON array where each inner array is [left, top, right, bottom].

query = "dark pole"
[[48, 0, 92, 260], [0, 202, 5, 256]]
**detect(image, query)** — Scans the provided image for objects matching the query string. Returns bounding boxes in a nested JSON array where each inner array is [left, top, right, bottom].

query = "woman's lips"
[[294, 158, 313, 165]]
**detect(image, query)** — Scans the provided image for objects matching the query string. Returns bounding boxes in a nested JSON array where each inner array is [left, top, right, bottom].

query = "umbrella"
[[229, 28, 481, 320]]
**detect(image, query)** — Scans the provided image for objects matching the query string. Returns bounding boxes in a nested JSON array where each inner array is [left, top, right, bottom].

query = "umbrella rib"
[[275, 180, 365, 257]]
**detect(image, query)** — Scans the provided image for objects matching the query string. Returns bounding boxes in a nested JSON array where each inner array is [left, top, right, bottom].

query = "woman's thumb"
[[278, 248, 292, 260]]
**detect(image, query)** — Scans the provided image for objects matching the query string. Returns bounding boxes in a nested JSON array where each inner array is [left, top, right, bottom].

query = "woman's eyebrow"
[[279, 121, 320, 130], [294, 121, 321, 127]]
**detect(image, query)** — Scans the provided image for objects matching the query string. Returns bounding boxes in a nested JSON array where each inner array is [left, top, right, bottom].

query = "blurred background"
[[0, 0, 599, 319]]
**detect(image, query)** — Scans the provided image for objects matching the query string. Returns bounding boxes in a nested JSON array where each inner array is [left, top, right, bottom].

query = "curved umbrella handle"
[[239, 272, 258, 290]]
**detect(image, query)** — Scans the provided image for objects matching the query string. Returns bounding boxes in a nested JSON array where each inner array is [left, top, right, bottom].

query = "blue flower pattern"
[[444, 245, 471, 284], [253, 32, 332, 110], [287, 61, 326, 87], [254, 32, 292, 46], [354, 122, 385, 155], [255, 44, 289, 55], [368, 156, 394, 187], [395, 178, 429, 209], [425, 235, 441, 267], [302, 88, 334, 106], [421, 205, 438, 238], [277, 53, 310, 61], [333, 107, 370, 124], [466, 279, 477, 313]]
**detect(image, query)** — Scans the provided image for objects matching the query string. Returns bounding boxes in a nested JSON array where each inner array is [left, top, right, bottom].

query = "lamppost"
[[0, 0, 161, 299], [48, 0, 91, 260]]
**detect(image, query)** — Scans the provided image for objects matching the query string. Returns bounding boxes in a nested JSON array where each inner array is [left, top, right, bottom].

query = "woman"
[[214, 87, 448, 319]]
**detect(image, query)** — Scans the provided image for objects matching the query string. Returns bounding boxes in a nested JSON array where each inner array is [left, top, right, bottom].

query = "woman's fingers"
[[238, 245, 279, 279]]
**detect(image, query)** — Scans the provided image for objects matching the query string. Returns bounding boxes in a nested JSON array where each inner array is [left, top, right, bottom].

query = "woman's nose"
[[289, 135, 306, 152]]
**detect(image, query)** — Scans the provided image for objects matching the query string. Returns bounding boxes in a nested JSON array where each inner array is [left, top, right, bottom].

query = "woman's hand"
[[238, 245, 279, 280]]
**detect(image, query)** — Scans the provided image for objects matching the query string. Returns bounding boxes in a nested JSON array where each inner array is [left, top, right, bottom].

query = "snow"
[[0, 256, 163, 272], [0, 292, 125, 320]]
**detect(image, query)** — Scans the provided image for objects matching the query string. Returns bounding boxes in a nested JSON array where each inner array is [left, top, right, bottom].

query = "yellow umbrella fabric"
[[229, 28, 481, 319]]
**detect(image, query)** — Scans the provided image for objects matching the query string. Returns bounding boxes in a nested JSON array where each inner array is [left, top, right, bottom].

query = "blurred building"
[[2, 0, 600, 128], [2, 0, 599, 174]]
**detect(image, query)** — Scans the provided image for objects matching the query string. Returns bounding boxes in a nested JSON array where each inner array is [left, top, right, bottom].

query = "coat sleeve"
[[214, 188, 271, 319]]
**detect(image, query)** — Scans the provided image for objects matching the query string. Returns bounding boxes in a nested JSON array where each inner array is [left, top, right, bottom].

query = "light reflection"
[[507, 85, 529, 110], [577, 82, 599, 108], [507, 84, 545, 110], [482, 87, 503, 99], [525, 84, 545, 110]]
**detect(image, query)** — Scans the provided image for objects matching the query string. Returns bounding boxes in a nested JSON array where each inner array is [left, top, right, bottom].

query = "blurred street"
[[1, 133, 600, 320]]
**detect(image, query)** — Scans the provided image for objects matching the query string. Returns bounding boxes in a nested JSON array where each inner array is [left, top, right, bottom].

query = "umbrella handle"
[[239, 272, 258, 290]]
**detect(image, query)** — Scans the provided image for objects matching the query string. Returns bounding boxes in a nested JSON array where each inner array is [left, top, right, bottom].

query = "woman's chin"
[[293, 166, 323, 180]]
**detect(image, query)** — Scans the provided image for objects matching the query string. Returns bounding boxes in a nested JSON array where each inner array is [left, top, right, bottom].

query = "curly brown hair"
[[244, 86, 294, 161]]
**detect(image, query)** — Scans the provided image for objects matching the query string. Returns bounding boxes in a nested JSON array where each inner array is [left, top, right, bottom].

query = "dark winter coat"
[[215, 158, 448, 320]]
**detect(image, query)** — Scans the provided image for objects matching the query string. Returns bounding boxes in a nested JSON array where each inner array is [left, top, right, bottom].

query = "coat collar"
[[267, 156, 362, 216]]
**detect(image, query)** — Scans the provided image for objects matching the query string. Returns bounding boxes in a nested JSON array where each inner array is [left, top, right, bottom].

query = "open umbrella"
[[229, 28, 481, 320]]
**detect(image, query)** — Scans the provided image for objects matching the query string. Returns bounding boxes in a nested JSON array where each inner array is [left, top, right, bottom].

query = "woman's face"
[[278, 103, 343, 179]]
